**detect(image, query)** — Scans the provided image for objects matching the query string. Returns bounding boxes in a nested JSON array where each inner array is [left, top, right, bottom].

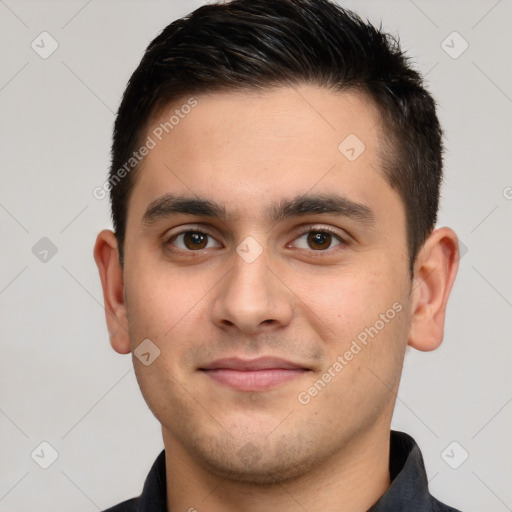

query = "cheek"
[[302, 274, 409, 412], [124, 260, 213, 340], [291, 264, 405, 340], [294, 263, 410, 393], [124, 266, 210, 420]]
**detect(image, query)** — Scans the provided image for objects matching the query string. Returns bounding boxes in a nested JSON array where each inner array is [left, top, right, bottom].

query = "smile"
[[199, 357, 310, 391]]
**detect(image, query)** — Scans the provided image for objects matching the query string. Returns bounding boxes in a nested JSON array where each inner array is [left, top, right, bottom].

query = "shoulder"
[[101, 497, 138, 512], [432, 494, 464, 512]]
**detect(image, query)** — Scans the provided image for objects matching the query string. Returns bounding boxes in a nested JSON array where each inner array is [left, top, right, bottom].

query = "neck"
[[163, 425, 391, 512]]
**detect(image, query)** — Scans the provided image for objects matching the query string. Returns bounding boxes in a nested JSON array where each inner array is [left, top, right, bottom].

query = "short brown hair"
[[109, 0, 443, 271]]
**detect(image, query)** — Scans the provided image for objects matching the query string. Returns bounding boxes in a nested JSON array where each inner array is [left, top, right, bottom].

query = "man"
[[94, 0, 461, 510]]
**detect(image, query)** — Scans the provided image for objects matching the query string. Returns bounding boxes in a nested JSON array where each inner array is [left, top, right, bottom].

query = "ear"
[[408, 227, 459, 352], [93, 229, 131, 354]]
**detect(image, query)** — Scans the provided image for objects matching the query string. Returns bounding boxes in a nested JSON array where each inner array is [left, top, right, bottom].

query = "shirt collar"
[[368, 430, 435, 511], [133, 430, 455, 512], [135, 449, 167, 512]]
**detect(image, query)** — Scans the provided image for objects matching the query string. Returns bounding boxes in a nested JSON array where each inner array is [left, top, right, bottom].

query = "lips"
[[199, 357, 310, 391], [200, 356, 305, 371]]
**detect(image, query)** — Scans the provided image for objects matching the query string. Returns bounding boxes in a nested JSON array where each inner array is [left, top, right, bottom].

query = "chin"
[[202, 456, 318, 486], [191, 434, 322, 486]]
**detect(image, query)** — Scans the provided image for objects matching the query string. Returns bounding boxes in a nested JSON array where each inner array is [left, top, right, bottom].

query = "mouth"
[[199, 356, 311, 392]]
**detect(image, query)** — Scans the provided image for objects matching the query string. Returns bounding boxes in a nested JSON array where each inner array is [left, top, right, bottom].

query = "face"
[[121, 85, 413, 483]]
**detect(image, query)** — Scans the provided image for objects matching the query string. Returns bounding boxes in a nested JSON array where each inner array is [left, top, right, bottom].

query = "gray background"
[[1, 0, 511, 510]]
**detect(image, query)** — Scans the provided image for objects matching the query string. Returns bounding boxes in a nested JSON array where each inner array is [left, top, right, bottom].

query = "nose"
[[211, 247, 294, 335]]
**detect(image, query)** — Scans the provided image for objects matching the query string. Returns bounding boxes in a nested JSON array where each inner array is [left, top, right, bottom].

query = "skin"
[[94, 84, 459, 512]]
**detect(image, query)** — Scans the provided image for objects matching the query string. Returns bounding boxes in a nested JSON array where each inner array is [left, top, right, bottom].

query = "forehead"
[[127, 85, 398, 226]]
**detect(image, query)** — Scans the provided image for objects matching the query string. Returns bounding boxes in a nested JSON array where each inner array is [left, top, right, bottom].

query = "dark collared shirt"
[[103, 430, 462, 512]]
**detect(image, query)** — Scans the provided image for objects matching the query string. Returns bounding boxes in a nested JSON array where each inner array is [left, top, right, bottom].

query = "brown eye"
[[307, 232, 332, 250], [183, 232, 208, 250], [168, 231, 221, 251], [293, 228, 343, 252]]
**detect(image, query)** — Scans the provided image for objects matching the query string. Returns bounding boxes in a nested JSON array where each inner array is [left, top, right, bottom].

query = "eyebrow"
[[141, 193, 374, 227]]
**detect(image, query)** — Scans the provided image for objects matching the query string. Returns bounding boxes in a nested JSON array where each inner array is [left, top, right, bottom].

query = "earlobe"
[[408, 227, 459, 352], [108, 329, 130, 354], [93, 229, 131, 354]]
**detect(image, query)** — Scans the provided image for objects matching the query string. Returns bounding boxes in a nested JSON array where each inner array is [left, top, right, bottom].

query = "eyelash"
[[164, 226, 347, 256]]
